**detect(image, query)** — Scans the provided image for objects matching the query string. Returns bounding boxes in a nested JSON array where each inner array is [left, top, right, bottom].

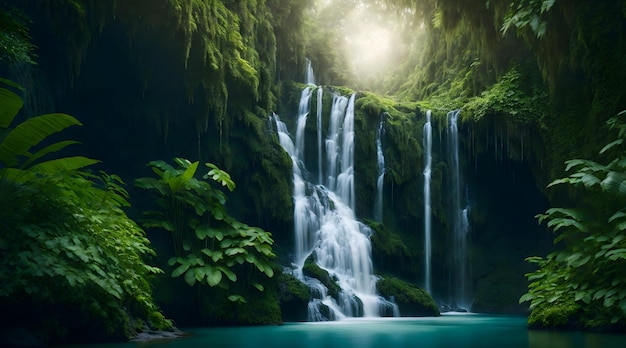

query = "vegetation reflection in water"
[[57, 315, 625, 348]]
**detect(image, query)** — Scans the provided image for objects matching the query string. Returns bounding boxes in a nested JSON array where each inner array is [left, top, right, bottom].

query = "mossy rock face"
[[376, 276, 439, 317], [277, 272, 309, 322], [367, 220, 418, 278], [302, 254, 341, 298], [317, 302, 333, 321]]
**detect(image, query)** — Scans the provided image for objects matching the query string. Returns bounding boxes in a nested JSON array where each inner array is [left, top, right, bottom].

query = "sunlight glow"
[[343, 3, 398, 77]]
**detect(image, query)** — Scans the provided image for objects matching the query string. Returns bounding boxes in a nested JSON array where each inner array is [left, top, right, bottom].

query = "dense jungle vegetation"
[[1, 0, 625, 344]]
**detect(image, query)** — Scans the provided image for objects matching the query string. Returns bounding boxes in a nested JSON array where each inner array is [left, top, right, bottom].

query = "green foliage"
[[0, 79, 170, 342], [502, 0, 556, 38], [0, 80, 99, 182], [135, 158, 276, 296], [202, 277, 283, 325], [463, 64, 548, 124], [1, 172, 170, 334], [520, 111, 626, 330], [0, 4, 36, 64]]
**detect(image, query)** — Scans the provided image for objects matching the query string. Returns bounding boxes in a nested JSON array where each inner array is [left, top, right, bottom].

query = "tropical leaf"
[[211, 250, 223, 262], [205, 162, 235, 191], [608, 211, 626, 223], [28, 156, 99, 174], [0, 113, 82, 167], [600, 139, 624, 154], [601, 171, 626, 195], [0, 78, 25, 91], [181, 160, 199, 184], [0, 87, 23, 128], [184, 269, 197, 286], [227, 294, 246, 303], [172, 262, 190, 278], [205, 265, 222, 287], [20, 140, 81, 168], [218, 266, 236, 282]]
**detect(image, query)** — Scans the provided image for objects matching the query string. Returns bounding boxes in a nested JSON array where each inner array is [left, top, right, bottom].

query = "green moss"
[[528, 301, 581, 330], [376, 276, 439, 317], [277, 272, 309, 303], [0, 4, 36, 64], [276, 272, 309, 321], [463, 63, 548, 125], [302, 254, 341, 298], [368, 220, 416, 275], [226, 105, 293, 223]]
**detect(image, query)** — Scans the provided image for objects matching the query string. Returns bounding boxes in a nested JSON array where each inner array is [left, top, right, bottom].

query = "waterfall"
[[337, 95, 355, 211], [306, 58, 315, 86], [272, 81, 398, 320], [295, 87, 313, 162], [448, 109, 470, 310], [325, 95, 348, 192], [374, 114, 385, 223], [423, 110, 432, 294], [317, 87, 323, 184]]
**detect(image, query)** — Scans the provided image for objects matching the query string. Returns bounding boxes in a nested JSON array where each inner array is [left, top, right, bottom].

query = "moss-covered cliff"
[[2, 0, 626, 337]]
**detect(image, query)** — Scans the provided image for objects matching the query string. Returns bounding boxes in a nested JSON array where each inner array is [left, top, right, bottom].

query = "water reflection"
[[528, 329, 625, 348], [57, 315, 626, 348]]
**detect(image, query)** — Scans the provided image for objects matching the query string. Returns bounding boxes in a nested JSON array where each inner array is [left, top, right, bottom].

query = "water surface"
[[58, 314, 626, 348]]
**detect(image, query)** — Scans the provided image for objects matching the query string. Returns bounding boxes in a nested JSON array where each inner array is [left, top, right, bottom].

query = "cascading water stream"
[[448, 109, 470, 310], [305, 58, 315, 86], [272, 68, 398, 320], [337, 95, 356, 211], [317, 87, 323, 184], [325, 95, 348, 192], [423, 110, 432, 294], [374, 114, 385, 223]]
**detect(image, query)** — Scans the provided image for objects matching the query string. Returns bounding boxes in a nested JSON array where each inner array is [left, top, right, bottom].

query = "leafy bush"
[[135, 158, 276, 300], [520, 110, 626, 331], [0, 78, 169, 343]]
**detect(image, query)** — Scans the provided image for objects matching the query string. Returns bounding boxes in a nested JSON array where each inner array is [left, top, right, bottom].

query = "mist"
[[309, 0, 422, 91]]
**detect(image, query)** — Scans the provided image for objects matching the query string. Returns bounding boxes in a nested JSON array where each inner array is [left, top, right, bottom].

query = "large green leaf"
[[21, 140, 80, 168], [28, 156, 99, 174], [0, 87, 23, 128], [172, 262, 190, 277], [601, 171, 626, 195], [205, 162, 235, 191], [184, 269, 197, 286], [181, 160, 199, 183], [0, 113, 82, 167], [205, 265, 222, 287]]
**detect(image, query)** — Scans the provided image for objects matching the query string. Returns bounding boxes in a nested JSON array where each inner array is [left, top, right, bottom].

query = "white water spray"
[[448, 109, 470, 310], [374, 114, 385, 223], [317, 87, 323, 184], [423, 110, 432, 294], [306, 58, 315, 86], [272, 77, 398, 320]]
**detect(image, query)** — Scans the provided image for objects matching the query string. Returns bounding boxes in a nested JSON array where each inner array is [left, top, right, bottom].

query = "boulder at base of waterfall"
[[277, 272, 310, 322], [302, 254, 341, 299], [376, 276, 440, 317]]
